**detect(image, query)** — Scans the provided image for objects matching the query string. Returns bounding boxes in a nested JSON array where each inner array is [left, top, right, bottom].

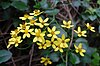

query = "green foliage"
[[0, 50, 12, 64], [69, 53, 80, 64], [49, 53, 60, 62], [11, 1, 28, 11]]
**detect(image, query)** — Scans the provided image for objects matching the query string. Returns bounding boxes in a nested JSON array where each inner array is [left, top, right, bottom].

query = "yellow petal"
[[62, 34, 65, 40], [80, 52, 84, 56], [78, 43, 82, 48], [63, 20, 67, 25], [78, 27, 81, 32], [33, 37, 37, 42], [39, 17, 43, 22], [44, 18, 49, 22], [52, 26, 56, 31], [82, 49, 86, 52]]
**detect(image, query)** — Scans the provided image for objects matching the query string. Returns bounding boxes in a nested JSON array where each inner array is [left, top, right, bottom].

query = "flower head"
[[10, 29, 20, 38], [32, 29, 45, 42], [30, 10, 43, 16], [57, 34, 70, 48], [86, 23, 95, 32], [17, 23, 28, 30], [40, 57, 52, 66], [7, 36, 23, 48], [74, 43, 86, 56], [35, 17, 49, 28], [61, 20, 74, 29], [74, 26, 87, 37], [19, 14, 34, 20], [20, 26, 34, 39], [47, 26, 60, 38], [37, 39, 49, 49], [28, 19, 38, 26]]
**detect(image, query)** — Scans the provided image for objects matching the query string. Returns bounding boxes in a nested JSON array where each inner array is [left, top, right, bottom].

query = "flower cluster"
[[7, 9, 96, 65]]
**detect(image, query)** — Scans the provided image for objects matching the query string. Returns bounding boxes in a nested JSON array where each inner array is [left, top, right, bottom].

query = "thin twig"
[[29, 44, 34, 66]]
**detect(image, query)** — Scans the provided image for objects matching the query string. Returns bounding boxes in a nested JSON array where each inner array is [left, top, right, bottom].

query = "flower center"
[[25, 29, 28, 34], [62, 40, 65, 43], [24, 14, 29, 18], [78, 48, 82, 52], [51, 31, 55, 35]]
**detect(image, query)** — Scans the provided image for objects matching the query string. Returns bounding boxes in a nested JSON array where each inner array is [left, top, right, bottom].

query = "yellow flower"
[[47, 26, 60, 38], [10, 29, 20, 38], [28, 19, 38, 26], [46, 37, 56, 48], [30, 10, 43, 16], [19, 14, 34, 20], [53, 43, 64, 53], [7, 36, 23, 48], [74, 26, 87, 37], [61, 20, 74, 28], [86, 23, 95, 32], [32, 29, 45, 42], [40, 57, 52, 66], [74, 43, 86, 56], [37, 39, 49, 49], [35, 17, 49, 28], [56, 34, 70, 48], [20, 26, 34, 39], [17, 23, 28, 30]]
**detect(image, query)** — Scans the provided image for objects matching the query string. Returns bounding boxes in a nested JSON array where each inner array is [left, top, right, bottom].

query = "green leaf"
[[52, 0, 60, 6], [81, 55, 91, 63], [34, 2, 41, 9], [0, 50, 12, 63], [99, 25, 100, 33], [88, 15, 97, 21], [13, 18, 22, 28], [56, 63, 66, 66], [95, 8, 100, 17], [72, 0, 81, 7], [86, 47, 95, 57], [69, 53, 80, 64], [44, 9, 59, 15], [97, 0, 100, 5], [0, 2, 11, 9], [11, 1, 28, 11], [75, 38, 88, 43], [40, 0, 49, 9], [49, 53, 59, 62]]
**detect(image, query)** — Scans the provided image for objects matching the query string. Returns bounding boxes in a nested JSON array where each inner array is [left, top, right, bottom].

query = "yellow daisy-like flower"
[[20, 26, 34, 39], [35, 17, 49, 28], [74, 43, 86, 56], [61, 20, 74, 29], [40, 57, 52, 66], [7, 36, 23, 48], [37, 39, 49, 49], [17, 23, 28, 30], [46, 37, 56, 49], [86, 23, 95, 32], [32, 29, 45, 42], [19, 14, 34, 20], [56, 34, 70, 48], [53, 42, 64, 53], [30, 10, 43, 16], [10, 29, 20, 38], [47, 26, 60, 38], [74, 26, 87, 37], [28, 19, 38, 26]]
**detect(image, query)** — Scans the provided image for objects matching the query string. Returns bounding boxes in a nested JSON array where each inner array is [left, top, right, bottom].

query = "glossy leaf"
[[75, 38, 88, 43], [49, 53, 59, 62], [44, 9, 59, 15], [69, 53, 80, 64], [0, 50, 12, 64], [11, 1, 28, 11]]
